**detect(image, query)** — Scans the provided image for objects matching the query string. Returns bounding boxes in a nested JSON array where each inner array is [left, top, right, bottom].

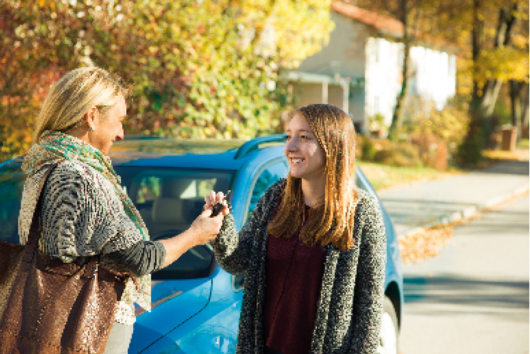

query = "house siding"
[[290, 8, 457, 128]]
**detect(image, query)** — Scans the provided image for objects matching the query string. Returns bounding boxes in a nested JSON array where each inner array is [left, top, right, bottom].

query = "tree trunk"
[[389, 0, 409, 139], [521, 83, 529, 129], [509, 80, 524, 139], [471, 0, 483, 108], [479, 80, 503, 117], [478, 4, 518, 118]]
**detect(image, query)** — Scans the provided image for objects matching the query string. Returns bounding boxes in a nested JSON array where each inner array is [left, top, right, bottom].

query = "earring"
[[88, 127, 95, 132]]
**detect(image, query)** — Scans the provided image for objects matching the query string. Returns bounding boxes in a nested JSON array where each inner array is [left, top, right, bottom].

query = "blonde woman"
[[18, 67, 225, 353], [208, 104, 386, 354]]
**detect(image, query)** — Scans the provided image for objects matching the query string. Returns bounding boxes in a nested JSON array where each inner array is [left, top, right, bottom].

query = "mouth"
[[290, 157, 304, 165]]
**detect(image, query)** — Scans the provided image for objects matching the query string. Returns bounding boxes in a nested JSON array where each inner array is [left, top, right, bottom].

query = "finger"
[[204, 195, 211, 205], [221, 204, 230, 216], [209, 190, 216, 205], [216, 191, 224, 203]]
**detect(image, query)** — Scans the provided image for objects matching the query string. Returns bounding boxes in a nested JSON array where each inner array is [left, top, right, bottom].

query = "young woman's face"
[[89, 95, 126, 155], [284, 114, 326, 182]]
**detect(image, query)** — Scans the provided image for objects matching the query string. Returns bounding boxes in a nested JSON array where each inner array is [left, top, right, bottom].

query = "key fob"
[[211, 203, 225, 217], [210, 190, 231, 218]]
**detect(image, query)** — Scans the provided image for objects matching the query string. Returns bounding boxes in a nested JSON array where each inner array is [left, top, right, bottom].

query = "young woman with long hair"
[[208, 104, 386, 354]]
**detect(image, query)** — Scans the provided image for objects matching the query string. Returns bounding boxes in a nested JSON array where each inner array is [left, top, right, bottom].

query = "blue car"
[[0, 135, 403, 354]]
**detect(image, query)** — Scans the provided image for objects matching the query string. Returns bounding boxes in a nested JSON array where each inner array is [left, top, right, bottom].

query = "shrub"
[[432, 142, 448, 170], [369, 113, 387, 131], [409, 132, 449, 171], [456, 117, 485, 165], [402, 98, 470, 165], [355, 135, 363, 160], [374, 142, 423, 167], [359, 136, 377, 161]]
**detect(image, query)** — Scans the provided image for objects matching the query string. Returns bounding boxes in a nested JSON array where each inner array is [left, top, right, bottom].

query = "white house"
[[288, 1, 457, 128]]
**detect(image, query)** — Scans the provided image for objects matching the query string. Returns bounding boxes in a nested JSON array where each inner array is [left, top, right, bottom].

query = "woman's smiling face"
[[284, 114, 326, 182], [89, 95, 126, 155]]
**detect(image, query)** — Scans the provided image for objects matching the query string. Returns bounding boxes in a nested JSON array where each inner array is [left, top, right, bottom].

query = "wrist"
[[181, 228, 200, 248]]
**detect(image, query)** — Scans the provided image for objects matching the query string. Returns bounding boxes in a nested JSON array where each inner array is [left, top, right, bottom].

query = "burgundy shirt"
[[264, 205, 327, 354]]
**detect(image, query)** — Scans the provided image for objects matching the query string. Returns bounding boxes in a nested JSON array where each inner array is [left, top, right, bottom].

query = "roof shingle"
[[331, 1, 404, 37]]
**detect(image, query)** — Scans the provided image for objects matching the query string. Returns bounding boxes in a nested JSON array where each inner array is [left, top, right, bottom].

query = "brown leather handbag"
[[0, 164, 128, 354]]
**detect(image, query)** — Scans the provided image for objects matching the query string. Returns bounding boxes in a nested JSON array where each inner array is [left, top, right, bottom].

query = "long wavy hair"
[[268, 104, 359, 250]]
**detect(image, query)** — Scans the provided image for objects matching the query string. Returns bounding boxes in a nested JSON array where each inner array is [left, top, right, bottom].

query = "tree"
[[354, 0, 529, 153], [472, 1, 527, 118], [509, 80, 528, 137], [352, 0, 438, 138], [0, 0, 334, 162]]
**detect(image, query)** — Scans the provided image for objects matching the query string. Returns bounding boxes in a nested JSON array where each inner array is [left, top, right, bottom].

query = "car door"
[[112, 166, 233, 354], [149, 159, 290, 354]]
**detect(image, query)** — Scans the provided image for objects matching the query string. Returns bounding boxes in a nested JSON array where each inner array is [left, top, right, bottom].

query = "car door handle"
[[232, 274, 245, 292]]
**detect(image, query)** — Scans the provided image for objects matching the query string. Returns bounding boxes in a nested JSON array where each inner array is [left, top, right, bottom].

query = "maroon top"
[[264, 205, 327, 354]]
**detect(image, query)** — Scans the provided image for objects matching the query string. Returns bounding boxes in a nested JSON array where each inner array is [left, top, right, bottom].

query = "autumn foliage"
[[0, 0, 334, 162]]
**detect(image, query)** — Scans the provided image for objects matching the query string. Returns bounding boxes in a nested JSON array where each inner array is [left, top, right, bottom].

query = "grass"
[[482, 138, 529, 164], [517, 138, 529, 149], [357, 161, 459, 191]]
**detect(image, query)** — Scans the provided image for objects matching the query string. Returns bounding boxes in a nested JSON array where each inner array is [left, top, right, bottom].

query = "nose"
[[116, 127, 125, 141], [284, 137, 299, 152]]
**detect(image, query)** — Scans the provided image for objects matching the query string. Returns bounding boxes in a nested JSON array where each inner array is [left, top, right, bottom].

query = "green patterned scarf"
[[23, 130, 152, 312], [23, 130, 149, 241]]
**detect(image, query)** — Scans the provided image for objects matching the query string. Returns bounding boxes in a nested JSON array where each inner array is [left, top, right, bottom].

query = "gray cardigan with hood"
[[211, 180, 386, 354]]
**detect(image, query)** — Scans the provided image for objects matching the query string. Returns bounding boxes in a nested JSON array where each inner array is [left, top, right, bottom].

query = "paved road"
[[379, 160, 529, 237], [399, 194, 529, 354]]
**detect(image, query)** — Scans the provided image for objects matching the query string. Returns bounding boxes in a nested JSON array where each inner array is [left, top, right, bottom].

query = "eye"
[[300, 135, 310, 140], [283, 134, 291, 142]]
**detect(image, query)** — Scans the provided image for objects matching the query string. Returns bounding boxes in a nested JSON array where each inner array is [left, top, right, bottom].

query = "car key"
[[210, 190, 231, 217]]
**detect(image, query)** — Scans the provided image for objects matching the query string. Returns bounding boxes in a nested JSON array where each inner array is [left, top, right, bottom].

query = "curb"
[[397, 184, 530, 239]]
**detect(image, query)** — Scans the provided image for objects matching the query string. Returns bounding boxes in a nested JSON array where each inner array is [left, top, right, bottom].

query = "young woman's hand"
[[204, 190, 230, 217]]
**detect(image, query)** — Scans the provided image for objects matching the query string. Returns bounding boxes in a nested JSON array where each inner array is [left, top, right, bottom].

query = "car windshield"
[[114, 166, 234, 279]]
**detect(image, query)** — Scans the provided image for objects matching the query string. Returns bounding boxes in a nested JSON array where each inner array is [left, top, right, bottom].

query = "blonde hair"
[[268, 104, 358, 250], [33, 67, 129, 141]]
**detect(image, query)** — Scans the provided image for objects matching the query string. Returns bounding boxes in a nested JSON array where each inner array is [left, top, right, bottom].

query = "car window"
[[114, 166, 234, 280], [0, 160, 26, 244], [248, 160, 288, 216]]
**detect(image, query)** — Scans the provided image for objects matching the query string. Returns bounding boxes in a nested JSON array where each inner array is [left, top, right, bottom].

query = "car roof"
[[109, 135, 286, 169]]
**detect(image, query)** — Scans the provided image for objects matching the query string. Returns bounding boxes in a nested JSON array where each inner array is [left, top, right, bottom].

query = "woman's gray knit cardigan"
[[211, 180, 387, 354]]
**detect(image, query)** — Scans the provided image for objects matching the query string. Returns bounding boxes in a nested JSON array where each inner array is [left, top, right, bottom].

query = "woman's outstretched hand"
[[158, 192, 229, 268], [189, 206, 226, 246]]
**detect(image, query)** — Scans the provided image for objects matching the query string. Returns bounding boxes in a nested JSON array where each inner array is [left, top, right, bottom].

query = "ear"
[[84, 106, 99, 131]]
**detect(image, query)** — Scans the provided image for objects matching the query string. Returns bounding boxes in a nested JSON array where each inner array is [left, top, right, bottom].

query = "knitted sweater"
[[211, 180, 386, 354], [18, 160, 144, 324]]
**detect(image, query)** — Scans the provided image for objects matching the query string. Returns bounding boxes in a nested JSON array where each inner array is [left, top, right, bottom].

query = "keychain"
[[211, 190, 231, 217]]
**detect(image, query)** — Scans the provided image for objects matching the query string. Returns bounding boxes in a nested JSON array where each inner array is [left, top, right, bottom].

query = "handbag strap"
[[23, 163, 59, 263]]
